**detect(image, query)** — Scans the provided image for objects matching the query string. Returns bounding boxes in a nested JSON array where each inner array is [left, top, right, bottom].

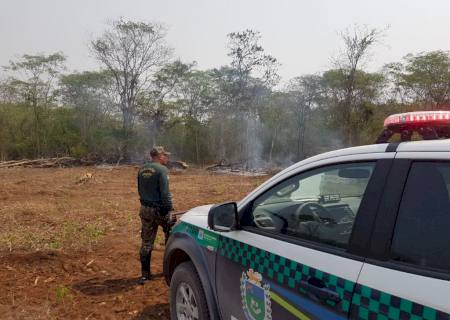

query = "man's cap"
[[150, 146, 171, 157]]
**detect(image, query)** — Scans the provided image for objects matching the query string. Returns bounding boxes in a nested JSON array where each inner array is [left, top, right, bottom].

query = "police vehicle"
[[164, 111, 450, 320]]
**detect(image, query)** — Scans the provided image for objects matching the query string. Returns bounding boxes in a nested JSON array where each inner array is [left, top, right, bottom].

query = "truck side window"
[[248, 162, 375, 250], [391, 162, 450, 273]]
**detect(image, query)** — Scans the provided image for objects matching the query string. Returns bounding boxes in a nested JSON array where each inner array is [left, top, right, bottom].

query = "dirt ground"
[[0, 166, 268, 319]]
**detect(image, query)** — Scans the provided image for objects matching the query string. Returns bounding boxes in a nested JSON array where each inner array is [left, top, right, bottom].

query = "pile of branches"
[[0, 157, 98, 168], [0, 157, 191, 170], [167, 160, 189, 170], [206, 160, 269, 176]]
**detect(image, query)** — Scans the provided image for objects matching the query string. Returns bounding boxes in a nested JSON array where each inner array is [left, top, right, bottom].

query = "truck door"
[[351, 160, 450, 319], [215, 159, 392, 320]]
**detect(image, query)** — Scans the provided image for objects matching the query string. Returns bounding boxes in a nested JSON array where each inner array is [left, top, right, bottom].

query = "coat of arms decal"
[[240, 269, 272, 320]]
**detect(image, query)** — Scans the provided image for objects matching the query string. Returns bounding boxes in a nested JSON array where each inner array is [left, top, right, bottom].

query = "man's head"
[[150, 146, 171, 166]]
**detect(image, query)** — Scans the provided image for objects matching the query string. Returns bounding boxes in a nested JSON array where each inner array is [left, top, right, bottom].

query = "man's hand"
[[169, 213, 177, 227], [169, 211, 185, 226]]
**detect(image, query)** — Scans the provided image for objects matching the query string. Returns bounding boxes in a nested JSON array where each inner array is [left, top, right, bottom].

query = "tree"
[[176, 69, 215, 163], [60, 71, 116, 114], [137, 60, 192, 147], [260, 92, 291, 162], [59, 70, 117, 154], [287, 75, 322, 160], [225, 30, 279, 167], [333, 25, 383, 145], [227, 29, 279, 112], [385, 51, 450, 109], [4, 53, 66, 156], [0, 79, 22, 103], [91, 18, 172, 159], [322, 68, 385, 145]]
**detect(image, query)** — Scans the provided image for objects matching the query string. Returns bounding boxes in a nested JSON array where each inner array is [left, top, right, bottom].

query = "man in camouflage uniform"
[[137, 146, 173, 284]]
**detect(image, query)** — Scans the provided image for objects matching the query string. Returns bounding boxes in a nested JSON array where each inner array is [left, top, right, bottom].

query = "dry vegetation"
[[0, 167, 268, 319]]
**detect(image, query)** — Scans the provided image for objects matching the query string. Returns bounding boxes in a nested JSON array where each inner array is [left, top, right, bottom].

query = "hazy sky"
[[1, 0, 449, 83]]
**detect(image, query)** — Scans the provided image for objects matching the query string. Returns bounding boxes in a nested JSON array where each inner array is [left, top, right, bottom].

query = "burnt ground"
[[0, 167, 268, 319]]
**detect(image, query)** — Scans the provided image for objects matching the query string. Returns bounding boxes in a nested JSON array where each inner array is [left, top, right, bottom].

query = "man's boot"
[[138, 252, 152, 285]]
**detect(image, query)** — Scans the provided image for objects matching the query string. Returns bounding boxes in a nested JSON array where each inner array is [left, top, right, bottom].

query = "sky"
[[1, 0, 449, 84]]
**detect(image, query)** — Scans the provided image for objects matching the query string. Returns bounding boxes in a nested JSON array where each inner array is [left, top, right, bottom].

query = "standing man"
[[137, 146, 173, 284]]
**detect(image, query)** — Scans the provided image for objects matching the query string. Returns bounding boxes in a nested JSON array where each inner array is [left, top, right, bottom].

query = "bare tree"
[[228, 30, 279, 82], [227, 29, 279, 112], [226, 30, 279, 167], [334, 25, 384, 145], [91, 18, 172, 159]]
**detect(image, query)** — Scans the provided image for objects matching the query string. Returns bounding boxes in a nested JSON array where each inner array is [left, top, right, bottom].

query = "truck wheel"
[[170, 261, 209, 320]]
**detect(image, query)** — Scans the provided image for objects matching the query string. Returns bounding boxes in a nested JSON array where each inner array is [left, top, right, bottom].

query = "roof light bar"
[[384, 111, 450, 128], [376, 111, 450, 144]]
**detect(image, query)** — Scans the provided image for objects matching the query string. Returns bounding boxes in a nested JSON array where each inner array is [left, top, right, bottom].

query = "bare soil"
[[0, 167, 268, 319]]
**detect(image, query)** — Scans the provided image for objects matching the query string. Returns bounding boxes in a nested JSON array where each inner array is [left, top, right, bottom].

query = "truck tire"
[[170, 261, 210, 320]]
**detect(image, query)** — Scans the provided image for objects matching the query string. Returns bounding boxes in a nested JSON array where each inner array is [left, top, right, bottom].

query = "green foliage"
[[55, 286, 72, 302], [386, 50, 450, 108], [0, 103, 122, 160], [321, 69, 386, 145], [0, 103, 35, 159], [3, 53, 66, 157]]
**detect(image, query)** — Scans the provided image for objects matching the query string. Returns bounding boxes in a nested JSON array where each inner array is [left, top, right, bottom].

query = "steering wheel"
[[253, 210, 288, 231], [293, 202, 335, 224]]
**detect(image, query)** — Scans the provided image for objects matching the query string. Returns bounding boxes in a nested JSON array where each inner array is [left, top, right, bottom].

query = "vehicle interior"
[[250, 165, 374, 248]]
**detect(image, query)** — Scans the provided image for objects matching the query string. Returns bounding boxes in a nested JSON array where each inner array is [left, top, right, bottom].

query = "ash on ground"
[[206, 160, 281, 177]]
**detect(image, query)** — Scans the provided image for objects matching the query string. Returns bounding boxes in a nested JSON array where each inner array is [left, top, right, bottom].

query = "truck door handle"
[[300, 277, 341, 303]]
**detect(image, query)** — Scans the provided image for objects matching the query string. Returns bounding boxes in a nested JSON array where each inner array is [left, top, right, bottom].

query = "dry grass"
[[0, 167, 141, 251], [0, 218, 113, 251], [0, 167, 267, 252]]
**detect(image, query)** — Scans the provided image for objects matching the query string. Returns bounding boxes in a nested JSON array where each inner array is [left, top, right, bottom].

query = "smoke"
[[244, 116, 264, 169]]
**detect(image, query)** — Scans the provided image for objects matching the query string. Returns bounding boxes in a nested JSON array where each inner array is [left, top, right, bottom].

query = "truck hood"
[[182, 204, 213, 217], [179, 204, 213, 229]]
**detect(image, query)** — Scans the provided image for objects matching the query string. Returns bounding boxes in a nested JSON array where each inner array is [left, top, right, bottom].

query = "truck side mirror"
[[208, 202, 238, 232]]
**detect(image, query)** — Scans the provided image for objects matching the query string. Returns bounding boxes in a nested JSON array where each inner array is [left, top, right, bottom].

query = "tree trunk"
[[195, 129, 200, 165], [32, 101, 41, 158], [218, 116, 226, 161], [269, 127, 277, 163], [296, 103, 308, 161], [300, 118, 307, 160], [121, 105, 134, 161]]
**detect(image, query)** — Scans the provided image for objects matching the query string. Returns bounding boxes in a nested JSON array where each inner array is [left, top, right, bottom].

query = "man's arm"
[[137, 170, 141, 199], [159, 171, 173, 212]]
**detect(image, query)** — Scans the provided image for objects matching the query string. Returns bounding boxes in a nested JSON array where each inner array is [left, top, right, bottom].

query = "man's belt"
[[140, 200, 160, 207], [140, 201, 172, 215]]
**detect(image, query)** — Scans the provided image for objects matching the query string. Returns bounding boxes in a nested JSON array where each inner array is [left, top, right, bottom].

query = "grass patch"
[[0, 217, 112, 251], [55, 285, 72, 302]]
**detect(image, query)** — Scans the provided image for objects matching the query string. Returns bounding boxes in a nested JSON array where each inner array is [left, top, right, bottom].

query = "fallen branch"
[[0, 157, 84, 168]]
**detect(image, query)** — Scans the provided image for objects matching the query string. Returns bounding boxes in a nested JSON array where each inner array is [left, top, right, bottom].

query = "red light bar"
[[384, 111, 450, 128]]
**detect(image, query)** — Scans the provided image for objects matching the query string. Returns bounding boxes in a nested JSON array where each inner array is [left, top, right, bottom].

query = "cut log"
[[0, 157, 81, 168], [0, 159, 44, 168]]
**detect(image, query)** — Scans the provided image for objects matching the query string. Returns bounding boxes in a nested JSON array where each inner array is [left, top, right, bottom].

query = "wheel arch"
[[164, 231, 220, 319]]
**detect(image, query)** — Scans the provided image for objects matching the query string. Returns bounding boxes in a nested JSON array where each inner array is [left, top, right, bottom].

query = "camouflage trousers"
[[139, 205, 171, 257]]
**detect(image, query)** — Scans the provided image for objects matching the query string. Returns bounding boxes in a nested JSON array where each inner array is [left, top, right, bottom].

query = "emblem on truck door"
[[240, 269, 272, 320]]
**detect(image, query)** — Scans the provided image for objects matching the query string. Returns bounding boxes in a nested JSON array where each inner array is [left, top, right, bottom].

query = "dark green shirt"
[[137, 162, 173, 211]]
